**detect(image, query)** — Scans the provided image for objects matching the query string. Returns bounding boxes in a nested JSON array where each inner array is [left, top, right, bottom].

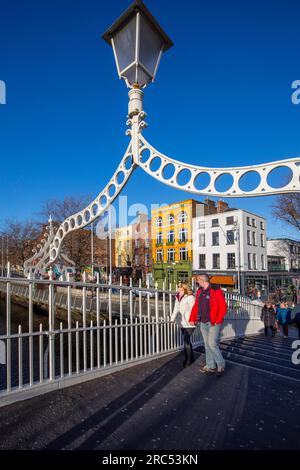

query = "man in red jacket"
[[189, 274, 227, 376]]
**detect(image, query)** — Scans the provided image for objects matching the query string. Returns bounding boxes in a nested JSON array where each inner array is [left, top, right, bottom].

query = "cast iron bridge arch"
[[24, 88, 300, 276]]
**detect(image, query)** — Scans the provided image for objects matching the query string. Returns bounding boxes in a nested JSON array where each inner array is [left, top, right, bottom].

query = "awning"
[[209, 275, 236, 286]]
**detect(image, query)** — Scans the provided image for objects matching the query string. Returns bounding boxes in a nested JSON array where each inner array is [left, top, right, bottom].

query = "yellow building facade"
[[151, 199, 206, 289]]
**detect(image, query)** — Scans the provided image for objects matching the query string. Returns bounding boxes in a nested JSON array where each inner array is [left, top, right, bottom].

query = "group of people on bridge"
[[172, 274, 300, 377], [171, 274, 227, 376]]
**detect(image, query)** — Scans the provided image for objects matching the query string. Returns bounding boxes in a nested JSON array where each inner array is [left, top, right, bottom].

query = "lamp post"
[[1, 235, 3, 277], [91, 221, 94, 278], [234, 222, 242, 295], [103, 0, 173, 168]]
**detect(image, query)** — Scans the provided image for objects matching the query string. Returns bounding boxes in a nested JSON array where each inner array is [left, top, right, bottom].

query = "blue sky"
[[0, 0, 299, 238]]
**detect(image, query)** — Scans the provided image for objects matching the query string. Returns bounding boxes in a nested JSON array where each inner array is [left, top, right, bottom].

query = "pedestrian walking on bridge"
[[171, 283, 196, 368], [276, 301, 292, 338], [261, 303, 276, 337], [189, 274, 227, 377]]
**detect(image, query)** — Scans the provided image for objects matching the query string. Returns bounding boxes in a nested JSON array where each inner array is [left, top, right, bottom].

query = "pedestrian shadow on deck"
[[44, 349, 217, 450]]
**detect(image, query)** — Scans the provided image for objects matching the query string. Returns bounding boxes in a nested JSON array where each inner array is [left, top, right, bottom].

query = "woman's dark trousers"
[[181, 328, 195, 365], [282, 324, 289, 336], [264, 326, 275, 336]]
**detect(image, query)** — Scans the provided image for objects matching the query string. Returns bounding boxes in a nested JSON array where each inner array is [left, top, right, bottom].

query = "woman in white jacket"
[[171, 283, 196, 367]]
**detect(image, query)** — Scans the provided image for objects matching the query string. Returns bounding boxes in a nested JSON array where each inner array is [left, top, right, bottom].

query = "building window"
[[126, 240, 130, 250], [145, 238, 150, 248], [248, 253, 252, 270], [135, 239, 140, 248], [156, 232, 163, 244], [247, 217, 251, 226], [212, 253, 220, 269], [118, 241, 121, 250], [178, 211, 187, 223], [179, 227, 188, 242], [145, 253, 149, 266], [226, 216, 234, 225], [156, 250, 163, 262], [167, 248, 175, 262], [156, 217, 162, 228], [179, 247, 188, 261], [212, 219, 219, 227], [135, 255, 140, 265], [260, 233, 265, 248], [198, 221, 205, 229], [212, 232, 219, 246], [199, 254, 206, 269], [247, 230, 252, 245], [253, 253, 257, 270], [260, 221, 265, 230], [252, 232, 257, 246], [261, 254, 265, 270], [167, 214, 174, 225], [118, 255, 121, 266], [167, 230, 175, 243], [226, 230, 235, 245], [227, 253, 236, 269], [199, 233, 205, 247], [252, 218, 256, 228]]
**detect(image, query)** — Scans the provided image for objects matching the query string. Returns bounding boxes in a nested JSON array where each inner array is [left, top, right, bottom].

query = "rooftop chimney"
[[217, 200, 229, 213], [204, 198, 217, 215]]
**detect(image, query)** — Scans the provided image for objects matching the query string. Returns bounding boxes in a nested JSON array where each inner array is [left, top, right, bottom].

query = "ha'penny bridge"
[[0, 0, 300, 451]]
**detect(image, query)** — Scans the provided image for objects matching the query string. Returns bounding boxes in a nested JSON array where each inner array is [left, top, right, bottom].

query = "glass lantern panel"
[[139, 16, 163, 76], [123, 64, 151, 87], [114, 15, 137, 72]]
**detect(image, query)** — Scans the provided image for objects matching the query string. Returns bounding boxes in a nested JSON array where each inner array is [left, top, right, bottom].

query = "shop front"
[[244, 273, 268, 297], [153, 262, 192, 290]]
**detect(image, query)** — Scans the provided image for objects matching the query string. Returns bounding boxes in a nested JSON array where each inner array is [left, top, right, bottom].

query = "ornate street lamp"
[[102, 0, 173, 89]]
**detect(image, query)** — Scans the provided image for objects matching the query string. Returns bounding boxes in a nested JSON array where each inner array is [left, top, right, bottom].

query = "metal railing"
[[0, 275, 263, 407]]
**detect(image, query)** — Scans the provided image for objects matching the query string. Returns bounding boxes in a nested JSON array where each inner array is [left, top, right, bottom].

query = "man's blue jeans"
[[200, 322, 225, 369]]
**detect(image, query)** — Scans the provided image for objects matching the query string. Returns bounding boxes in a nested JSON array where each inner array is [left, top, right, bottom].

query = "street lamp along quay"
[[23, 0, 300, 277]]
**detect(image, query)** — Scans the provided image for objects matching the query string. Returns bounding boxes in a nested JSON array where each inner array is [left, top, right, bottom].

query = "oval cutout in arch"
[[193, 172, 211, 191], [149, 156, 162, 172], [92, 204, 98, 217], [100, 195, 107, 207], [124, 155, 133, 170], [176, 169, 192, 186], [108, 184, 116, 197], [215, 173, 234, 193], [239, 171, 261, 192], [267, 166, 293, 189], [140, 148, 151, 164], [84, 211, 91, 223], [116, 171, 125, 185], [162, 163, 176, 180]]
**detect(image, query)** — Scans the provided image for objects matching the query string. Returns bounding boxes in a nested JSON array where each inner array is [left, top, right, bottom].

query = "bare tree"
[[272, 193, 300, 232], [38, 195, 92, 224], [38, 195, 108, 269], [1, 220, 40, 270]]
